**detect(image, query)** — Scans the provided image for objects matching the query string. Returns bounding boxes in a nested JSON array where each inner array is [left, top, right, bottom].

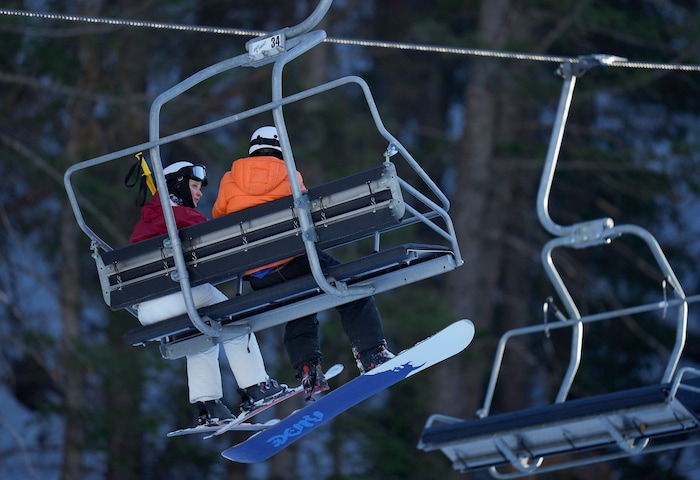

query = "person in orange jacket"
[[213, 126, 395, 399]]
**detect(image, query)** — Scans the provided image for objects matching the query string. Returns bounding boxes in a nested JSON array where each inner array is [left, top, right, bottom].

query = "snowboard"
[[221, 319, 475, 463], [167, 363, 343, 438]]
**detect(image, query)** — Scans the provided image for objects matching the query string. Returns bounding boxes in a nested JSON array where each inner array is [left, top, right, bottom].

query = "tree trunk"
[[59, 204, 84, 480], [438, 0, 514, 426]]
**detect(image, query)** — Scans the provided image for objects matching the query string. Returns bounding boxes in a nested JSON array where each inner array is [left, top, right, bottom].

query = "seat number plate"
[[248, 34, 286, 61]]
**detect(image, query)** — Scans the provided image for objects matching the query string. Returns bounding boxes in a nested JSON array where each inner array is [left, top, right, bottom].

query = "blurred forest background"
[[2, 0, 700, 479]]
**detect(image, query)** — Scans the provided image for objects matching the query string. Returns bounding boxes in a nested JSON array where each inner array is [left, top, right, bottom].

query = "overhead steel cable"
[[0, 8, 263, 36], [1, 8, 700, 71]]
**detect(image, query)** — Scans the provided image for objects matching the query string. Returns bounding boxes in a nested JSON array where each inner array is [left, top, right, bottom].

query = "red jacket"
[[212, 156, 305, 273], [130, 193, 207, 244]]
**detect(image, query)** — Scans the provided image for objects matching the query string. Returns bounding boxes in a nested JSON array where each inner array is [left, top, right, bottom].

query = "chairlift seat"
[[418, 377, 700, 475], [123, 243, 454, 353]]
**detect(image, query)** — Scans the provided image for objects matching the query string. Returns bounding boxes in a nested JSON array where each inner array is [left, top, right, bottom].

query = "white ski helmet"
[[163, 161, 208, 208], [163, 161, 207, 186], [249, 126, 282, 155]]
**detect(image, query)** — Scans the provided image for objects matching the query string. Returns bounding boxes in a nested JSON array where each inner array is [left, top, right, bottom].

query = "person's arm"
[[212, 174, 230, 219], [212, 197, 226, 219]]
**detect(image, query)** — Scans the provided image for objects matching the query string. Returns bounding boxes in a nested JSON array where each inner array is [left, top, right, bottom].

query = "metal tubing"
[[146, 52, 252, 338], [536, 68, 578, 237], [541, 238, 583, 403], [267, 30, 364, 297], [474, 290, 700, 418]]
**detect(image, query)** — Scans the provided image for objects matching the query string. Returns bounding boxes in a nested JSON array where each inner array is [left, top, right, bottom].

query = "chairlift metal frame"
[[63, 0, 462, 345], [418, 55, 698, 477]]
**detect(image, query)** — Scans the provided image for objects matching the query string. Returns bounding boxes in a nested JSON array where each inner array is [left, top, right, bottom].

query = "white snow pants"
[[137, 284, 269, 403]]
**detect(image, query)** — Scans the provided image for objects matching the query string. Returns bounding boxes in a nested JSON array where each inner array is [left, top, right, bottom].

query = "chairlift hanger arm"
[[137, 1, 334, 335]]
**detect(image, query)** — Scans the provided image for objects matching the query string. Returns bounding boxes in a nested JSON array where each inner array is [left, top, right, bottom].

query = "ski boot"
[[238, 377, 286, 411], [353, 341, 395, 374], [296, 359, 329, 400], [196, 399, 234, 426]]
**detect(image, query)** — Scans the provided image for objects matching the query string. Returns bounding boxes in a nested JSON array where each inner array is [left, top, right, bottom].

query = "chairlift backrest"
[[98, 164, 405, 310]]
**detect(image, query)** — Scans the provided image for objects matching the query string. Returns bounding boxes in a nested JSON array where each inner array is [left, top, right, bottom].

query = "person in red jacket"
[[213, 126, 395, 399], [131, 161, 285, 424]]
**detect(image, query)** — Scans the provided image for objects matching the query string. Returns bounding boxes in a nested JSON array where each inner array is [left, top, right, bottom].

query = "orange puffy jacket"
[[212, 156, 306, 274]]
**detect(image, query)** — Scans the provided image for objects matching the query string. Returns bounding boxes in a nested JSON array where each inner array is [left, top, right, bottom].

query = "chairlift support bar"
[[534, 55, 686, 404]]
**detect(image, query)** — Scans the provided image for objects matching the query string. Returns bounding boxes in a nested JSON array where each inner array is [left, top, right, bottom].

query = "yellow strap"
[[136, 152, 157, 195]]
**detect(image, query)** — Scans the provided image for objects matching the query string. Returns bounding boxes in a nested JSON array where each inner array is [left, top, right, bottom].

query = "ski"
[[167, 363, 343, 438], [167, 418, 279, 438], [208, 363, 344, 438], [221, 319, 475, 463]]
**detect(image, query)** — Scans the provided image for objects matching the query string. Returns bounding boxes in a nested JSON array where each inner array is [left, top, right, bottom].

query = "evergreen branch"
[[0, 71, 148, 104], [0, 132, 128, 244]]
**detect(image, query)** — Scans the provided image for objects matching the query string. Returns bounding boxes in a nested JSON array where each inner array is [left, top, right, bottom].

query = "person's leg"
[[187, 347, 235, 424], [193, 284, 279, 386], [138, 284, 236, 422], [335, 295, 387, 353], [249, 258, 324, 397], [283, 314, 322, 369], [315, 250, 394, 372], [136, 291, 188, 325], [223, 332, 286, 408], [186, 346, 224, 403], [138, 285, 229, 404], [221, 333, 268, 388], [313, 250, 388, 352], [248, 256, 322, 369]]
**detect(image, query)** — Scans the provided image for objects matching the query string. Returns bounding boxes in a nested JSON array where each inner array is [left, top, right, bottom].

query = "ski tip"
[[455, 318, 476, 343], [452, 319, 475, 345], [325, 363, 344, 379]]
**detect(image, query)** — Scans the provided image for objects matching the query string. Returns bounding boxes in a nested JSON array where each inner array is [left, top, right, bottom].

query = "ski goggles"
[[167, 164, 207, 186], [187, 164, 207, 185]]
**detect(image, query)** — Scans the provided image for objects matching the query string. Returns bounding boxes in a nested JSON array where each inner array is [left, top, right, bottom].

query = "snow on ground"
[[0, 384, 62, 480]]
